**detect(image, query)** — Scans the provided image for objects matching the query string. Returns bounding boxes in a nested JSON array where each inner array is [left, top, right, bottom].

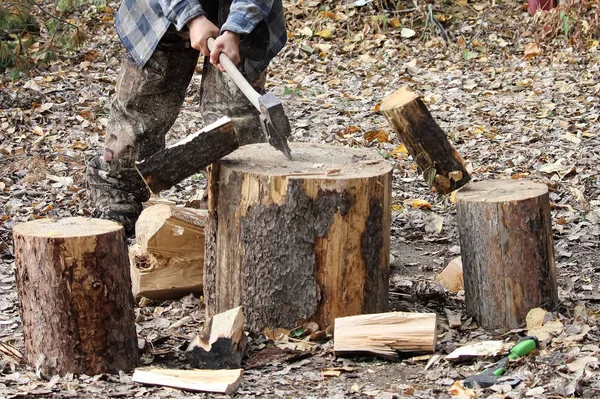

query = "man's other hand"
[[210, 31, 241, 72], [187, 16, 219, 56]]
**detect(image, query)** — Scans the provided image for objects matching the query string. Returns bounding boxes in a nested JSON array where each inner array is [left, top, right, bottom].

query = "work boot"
[[86, 155, 150, 237]]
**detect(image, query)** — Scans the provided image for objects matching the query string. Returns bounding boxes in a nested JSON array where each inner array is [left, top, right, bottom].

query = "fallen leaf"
[[404, 199, 432, 209], [400, 28, 415, 38], [528, 319, 564, 341], [298, 26, 313, 37], [448, 381, 476, 398], [363, 129, 388, 143], [435, 257, 463, 293], [315, 29, 332, 39], [389, 18, 401, 28], [425, 212, 444, 234], [526, 308, 547, 329], [462, 49, 478, 60], [46, 174, 73, 189], [567, 356, 598, 373], [391, 144, 408, 158], [524, 42, 542, 58]]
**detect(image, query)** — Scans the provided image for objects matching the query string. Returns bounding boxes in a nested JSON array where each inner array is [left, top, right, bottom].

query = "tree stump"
[[12, 217, 138, 376], [380, 86, 471, 194], [456, 180, 558, 330], [205, 142, 392, 332]]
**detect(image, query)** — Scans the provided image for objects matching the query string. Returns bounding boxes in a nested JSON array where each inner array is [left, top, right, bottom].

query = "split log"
[[137, 117, 238, 192], [185, 306, 247, 368], [205, 142, 392, 332], [130, 204, 207, 300], [456, 179, 558, 330], [12, 217, 138, 376], [334, 312, 437, 359], [380, 86, 470, 194], [132, 368, 243, 394]]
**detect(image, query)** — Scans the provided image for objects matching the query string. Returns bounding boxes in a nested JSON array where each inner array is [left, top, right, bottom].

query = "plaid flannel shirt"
[[115, 0, 287, 80]]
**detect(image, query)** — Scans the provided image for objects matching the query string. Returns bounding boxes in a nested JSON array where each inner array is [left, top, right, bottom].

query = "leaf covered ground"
[[1, 0, 600, 398]]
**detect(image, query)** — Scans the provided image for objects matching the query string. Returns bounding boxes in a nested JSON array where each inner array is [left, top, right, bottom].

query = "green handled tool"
[[207, 37, 293, 160], [463, 336, 539, 388]]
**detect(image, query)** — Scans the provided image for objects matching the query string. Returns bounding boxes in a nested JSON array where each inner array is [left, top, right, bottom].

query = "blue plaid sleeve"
[[220, 0, 273, 35], [157, 0, 206, 30]]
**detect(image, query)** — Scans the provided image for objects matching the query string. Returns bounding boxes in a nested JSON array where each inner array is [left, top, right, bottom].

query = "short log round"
[[12, 217, 138, 376], [204, 143, 393, 332], [456, 180, 558, 330]]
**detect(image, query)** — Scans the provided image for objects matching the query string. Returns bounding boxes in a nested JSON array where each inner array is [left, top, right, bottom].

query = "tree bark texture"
[[381, 86, 471, 194], [12, 217, 138, 376], [204, 143, 393, 332], [137, 117, 238, 192], [456, 179, 558, 330]]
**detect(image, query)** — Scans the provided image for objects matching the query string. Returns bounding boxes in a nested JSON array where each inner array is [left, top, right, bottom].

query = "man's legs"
[[87, 30, 200, 236]]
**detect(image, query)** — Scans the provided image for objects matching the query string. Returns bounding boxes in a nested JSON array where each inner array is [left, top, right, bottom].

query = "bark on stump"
[[205, 142, 392, 333], [380, 86, 471, 194], [12, 217, 138, 376], [456, 180, 558, 330]]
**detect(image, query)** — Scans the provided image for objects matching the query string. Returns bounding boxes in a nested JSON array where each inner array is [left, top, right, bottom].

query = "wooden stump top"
[[380, 86, 419, 110], [13, 217, 122, 238], [456, 180, 548, 203], [219, 142, 392, 179]]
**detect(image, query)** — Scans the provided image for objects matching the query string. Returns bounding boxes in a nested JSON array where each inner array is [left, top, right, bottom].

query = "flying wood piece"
[[136, 117, 239, 193], [334, 312, 437, 360], [380, 86, 470, 194], [185, 306, 247, 369], [132, 368, 243, 394]]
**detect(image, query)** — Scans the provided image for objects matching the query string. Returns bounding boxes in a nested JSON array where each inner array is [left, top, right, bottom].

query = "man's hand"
[[209, 31, 241, 72], [187, 16, 219, 57]]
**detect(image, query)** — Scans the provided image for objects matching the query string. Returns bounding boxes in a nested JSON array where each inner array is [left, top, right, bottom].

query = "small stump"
[[13, 217, 138, 376], [456, 180, 558, 330], [205, 143, 393, 332]]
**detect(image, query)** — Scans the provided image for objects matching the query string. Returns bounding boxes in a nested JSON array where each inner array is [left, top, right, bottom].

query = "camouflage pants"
[[87, 25, 267, 236], [103, 27, 266, 167]]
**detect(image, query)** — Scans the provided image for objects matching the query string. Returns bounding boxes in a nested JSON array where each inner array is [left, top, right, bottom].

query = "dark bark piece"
[[137, 117, 239, 192], [456, 179, 558, 330], [12, 217, 138, 376], [185, 307, 247, 369], [204, 143, 392, 333], [132, 368, 243, 394], [380, 86, 471, 194], [334, 312, 438, 360], [130, 205, 207, 300]]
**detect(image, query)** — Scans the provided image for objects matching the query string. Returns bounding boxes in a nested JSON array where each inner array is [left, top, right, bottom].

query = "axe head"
[[258, 92, 293, 159]]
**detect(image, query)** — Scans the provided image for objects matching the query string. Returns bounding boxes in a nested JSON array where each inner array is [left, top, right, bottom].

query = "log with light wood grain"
[[204, 142, 392, 333], [334, 312, 437, 359], [132, 368, 243, 394], [380, 86, 470, 194], [456, 179, 558, 330], [137, 117, 239, 193], [12, 217, 138, 376], [130, 204, 207, 300], [185, 306, 247, 369]]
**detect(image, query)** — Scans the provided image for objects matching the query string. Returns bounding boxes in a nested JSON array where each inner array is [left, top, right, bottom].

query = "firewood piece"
[[137, 117, 239, 193], [132, 368, 243, 394], [12, 217, 138, 376], [380, 86, 470, 194], [185, 307, 247, 369], [130, 205, 207, 299], [334, 312, 437, 360], [204, 142, 392, 332], [456, 179, 558, 330]]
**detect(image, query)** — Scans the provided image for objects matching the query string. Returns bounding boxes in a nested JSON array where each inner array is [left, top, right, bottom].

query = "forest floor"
[[1, 0, 600, 398]]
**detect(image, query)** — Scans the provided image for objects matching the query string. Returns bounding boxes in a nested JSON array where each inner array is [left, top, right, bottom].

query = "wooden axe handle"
[[207, 37, 260, 111]]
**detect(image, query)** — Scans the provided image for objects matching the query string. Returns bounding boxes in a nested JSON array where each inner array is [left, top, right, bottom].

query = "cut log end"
[[380, 86, 420, 110], [456, 179, 548, 203], [13, 217, 122, 238]]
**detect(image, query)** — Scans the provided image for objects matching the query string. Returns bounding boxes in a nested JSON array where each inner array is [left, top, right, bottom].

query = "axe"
[[207, 37, 292, 159]]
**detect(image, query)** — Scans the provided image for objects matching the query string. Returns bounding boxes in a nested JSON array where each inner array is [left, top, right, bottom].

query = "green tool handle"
[[508, 339, 538, 360]]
